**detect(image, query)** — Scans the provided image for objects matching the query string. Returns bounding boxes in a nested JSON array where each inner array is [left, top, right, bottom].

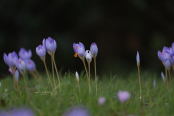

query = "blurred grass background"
[[1, 0, 174, 78]]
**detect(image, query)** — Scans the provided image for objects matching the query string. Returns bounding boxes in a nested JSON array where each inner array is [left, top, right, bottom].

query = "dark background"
[[1, 0, 174, 78]]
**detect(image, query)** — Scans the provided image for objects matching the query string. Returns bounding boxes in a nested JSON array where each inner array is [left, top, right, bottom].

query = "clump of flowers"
[[157, 43, 174, 91]]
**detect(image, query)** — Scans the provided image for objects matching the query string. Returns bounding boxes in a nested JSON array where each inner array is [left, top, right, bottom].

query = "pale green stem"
[[52, 55, 61, 92], [138, 65, 141, 99], [94, 57, 97, 95]]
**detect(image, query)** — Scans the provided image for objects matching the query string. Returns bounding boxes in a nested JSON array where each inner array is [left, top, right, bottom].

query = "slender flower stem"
[[82, 59, 89, 81], [34, 69, 40, 77], [165, 67, 168, 90], [146, 82, 149, 97], [51, 55, 56, 89], [22, 73, 27, 92], [94, 57, 97, 95], [52, 55, 61, 92], [11, 68, 16, 91], [137, 65, 142, 99], [88, 62, 91, 94], [168, 70, 172, 91], [77, 81, 80, 94], [43, 60, 54, 89], [16, 81, 18, 94]]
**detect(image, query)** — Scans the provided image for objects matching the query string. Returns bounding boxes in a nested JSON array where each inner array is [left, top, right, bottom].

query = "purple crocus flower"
[[25, 59, 36, 72], [4, 51, 18, 69], [136, 51, 140, 65], [15, 70, 19, 82], [73, 42, 86, 59], [90, 42, 98, 57], [43, 37, 57, 55], [19, 48, 32, 60], [117, 91, 130, 103], [161, 72, 165, 81], [0, 108, 35, 116], [36, 45, 46, 60], [9, 68, 13, 75], [63, 106, 91, 116], [16, 58, 26, 75], [98, 97, 106, 105], [163, 53, 172, 70], [153, 79, 156, 88], [158, 51, 165, 63]]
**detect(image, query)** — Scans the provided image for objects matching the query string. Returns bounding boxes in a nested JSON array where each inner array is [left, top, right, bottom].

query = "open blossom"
[[19, 48, 32, 60], [16, 58, 26, 74], [4, 51, 18, 68], [98, 97, 106, 105], [73, 42, 86, 59], [136, 51, 140, 65], [85, 50, 92, 63], [25, 59, 36, 72], [117, 91, 130, 103], [43, 37, 57, 55], [90, 42, 98, 57], [36, 45, 46, 60]]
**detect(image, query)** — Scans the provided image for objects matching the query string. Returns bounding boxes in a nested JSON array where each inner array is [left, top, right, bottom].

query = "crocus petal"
[[117, 91, 130, 103], [15, 70, 19, 81], [36, 45, 46, 59], [165, 60, 171, 70], [98, 97, 106, 105], [25, 59, 36, 72], [161, 72, 165, 81], [136, 51, 140, 65], [90, 42, 98, 57]]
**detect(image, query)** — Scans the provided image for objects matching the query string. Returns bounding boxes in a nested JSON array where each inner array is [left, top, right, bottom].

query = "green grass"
[[0, 70, 173, 116]]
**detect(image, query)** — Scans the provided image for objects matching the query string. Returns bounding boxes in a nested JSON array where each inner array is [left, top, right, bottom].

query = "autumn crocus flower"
[[25, 59, 36, 72], [9, 68, 13, 75], [117, 91, 130, 103], [90, 42, 98, 94], [43, 37, 60, 92], [161, 72, 165, 81], [90, 42, 98, 58], [36, 45, 46, 61], [43, 37, 57, 55], [73, 42, 86, 60], [76, 71, 80, 93], [63, 106, 91, 116], [136, 51, 140, 66], [153, 79, 156, 88], [73, 42, 89, 88], [98, 97, 106, 105], [86, 50, 92, 94], [4, 51, 18, 70], [4, 51, 18, 90], [19, 48, 32, 60], [16, 58, 27, 91], [16, 58, 26, 75], [36, 44, 54, 90], [136, 51, 141, 99]]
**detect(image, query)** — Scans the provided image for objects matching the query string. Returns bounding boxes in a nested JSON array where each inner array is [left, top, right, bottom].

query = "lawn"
[[0, 70, 173, 116]]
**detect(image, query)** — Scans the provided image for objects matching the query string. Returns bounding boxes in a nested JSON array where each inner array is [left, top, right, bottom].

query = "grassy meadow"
[[0, 70, 173, 116]]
